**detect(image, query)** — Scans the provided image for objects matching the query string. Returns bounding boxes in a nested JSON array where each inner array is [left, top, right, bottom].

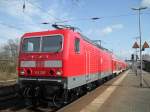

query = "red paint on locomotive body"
[[18, 28, 127, 90], [18, 29, 68, 77]]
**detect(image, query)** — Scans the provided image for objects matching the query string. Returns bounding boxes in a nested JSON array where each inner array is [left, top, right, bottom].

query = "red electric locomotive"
[[18, 24, 127, 106]]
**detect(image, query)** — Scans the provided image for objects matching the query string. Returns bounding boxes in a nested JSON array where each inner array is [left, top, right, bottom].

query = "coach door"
[[85, 51, 90, 83]]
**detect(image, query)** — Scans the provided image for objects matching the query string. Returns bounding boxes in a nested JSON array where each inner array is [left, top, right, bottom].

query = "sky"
[[0, 0, 150, 60]]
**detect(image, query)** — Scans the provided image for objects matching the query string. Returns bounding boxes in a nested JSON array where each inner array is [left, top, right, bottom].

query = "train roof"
[[22, 29, 69, 37], [78, 33, 112, 53], [22, 28, 112, 53]]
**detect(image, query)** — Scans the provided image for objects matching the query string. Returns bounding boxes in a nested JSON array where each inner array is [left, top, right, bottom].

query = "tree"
[[0, 39, 19, 60], [0, 38, 19, 74]]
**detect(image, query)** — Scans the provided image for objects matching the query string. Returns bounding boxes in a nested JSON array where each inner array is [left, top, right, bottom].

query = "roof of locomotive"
[[22, 28, 70, 38], [22, 28, 112, 53], [79, 33, 112, 53]]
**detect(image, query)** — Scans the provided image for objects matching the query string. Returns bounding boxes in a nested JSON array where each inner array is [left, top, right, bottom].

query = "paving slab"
[[97, 70, 150, 112]]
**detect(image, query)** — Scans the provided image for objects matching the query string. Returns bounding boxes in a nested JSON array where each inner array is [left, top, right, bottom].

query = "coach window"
[[74, 38, 80, 53]]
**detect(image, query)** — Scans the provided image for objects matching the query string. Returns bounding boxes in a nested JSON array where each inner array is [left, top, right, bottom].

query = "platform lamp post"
[[132, 6, 147, 87]]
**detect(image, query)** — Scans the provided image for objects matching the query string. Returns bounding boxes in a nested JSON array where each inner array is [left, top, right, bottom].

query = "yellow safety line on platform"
[[80, 71, 129, 112]]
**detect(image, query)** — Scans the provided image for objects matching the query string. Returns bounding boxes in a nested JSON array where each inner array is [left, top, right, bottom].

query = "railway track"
[[0, 83, 59, 112], [0, 96, 58, 112], [0, 80, 60, 112], [0, 84, 18, 101]]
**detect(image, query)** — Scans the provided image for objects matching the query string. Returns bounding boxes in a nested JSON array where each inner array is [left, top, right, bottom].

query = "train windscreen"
[[22, 35, 62, 52], [42, 35, 62, 52]]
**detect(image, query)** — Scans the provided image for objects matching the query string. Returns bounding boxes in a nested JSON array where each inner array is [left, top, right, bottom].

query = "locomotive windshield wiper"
[[54, 48, 61, 54], [53, 41, 62, 53]]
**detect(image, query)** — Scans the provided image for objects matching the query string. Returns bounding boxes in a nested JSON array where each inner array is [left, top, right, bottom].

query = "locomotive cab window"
[[74, 38, 80, 53], [21, 35, 62, 53], [22, 37, 40, 52], [42, 35, 62, 52]]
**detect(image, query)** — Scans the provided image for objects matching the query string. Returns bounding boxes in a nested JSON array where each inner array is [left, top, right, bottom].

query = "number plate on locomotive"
[[34, 71, 46, 74]]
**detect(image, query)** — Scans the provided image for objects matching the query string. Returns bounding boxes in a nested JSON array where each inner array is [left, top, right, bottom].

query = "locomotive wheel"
[[70, 87, 83, 101], [53, 94, 62, 108], [52, 90, 69, 108], [31, 98, 39, 107], [96, 79, 102, 86]]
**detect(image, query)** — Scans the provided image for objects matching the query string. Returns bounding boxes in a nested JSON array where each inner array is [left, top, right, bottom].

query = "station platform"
[[58, 70, 150, 112]]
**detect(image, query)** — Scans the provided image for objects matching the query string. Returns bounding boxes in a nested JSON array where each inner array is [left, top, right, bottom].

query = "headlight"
[[20, 70, 25, 75], [56, 70, 62, 76]]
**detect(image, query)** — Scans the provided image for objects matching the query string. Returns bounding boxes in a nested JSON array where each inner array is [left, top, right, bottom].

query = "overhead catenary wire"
[[22, 1, 145, 24], [0, 12, 149, 31], [26, 0, 62, 21], [0, 22, 23, 31], [1, 0, 150, 32], [2, 0, 150, 24], [53, 13, 148, 24]]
